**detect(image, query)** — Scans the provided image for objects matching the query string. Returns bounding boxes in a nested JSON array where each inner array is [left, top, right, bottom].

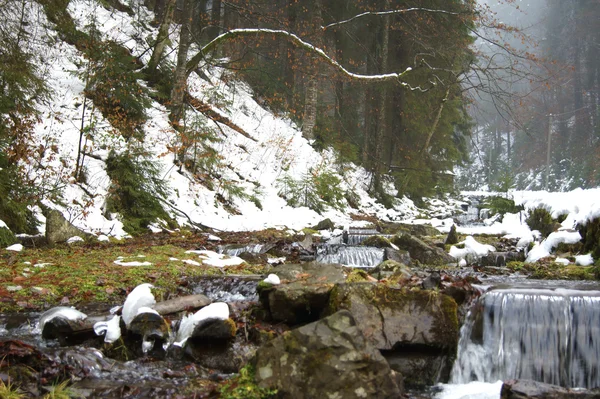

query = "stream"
[[2, 198, 599, 398]]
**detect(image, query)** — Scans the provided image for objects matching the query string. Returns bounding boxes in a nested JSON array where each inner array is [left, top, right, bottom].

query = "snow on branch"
[[322, 8, 461, 31], [186, 28, 429, 90]]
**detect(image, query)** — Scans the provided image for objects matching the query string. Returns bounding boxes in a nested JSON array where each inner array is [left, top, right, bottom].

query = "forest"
[[0, 0, 598, 236]]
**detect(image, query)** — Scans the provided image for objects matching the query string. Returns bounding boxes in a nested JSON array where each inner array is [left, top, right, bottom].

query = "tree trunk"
[[147, 0, 176, 76], [301, 0, 323, 140], [420, 87, 451, 153], [372, 0, 390, 189], [169, 0, 193, 128]]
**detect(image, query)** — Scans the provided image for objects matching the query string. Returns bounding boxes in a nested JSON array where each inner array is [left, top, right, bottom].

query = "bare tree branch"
[[321, 8, 461, 31]]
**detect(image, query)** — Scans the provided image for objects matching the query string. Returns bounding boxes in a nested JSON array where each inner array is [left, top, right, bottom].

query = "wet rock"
[[45, 209, 91, 245], [370, 260, 412, 280], [312, 218, 335, 230], [501, 379, 600, 399], [253, 310, 401, 398], [326, 283, 459, 351], [190, 318, 236, 341], [126, 312, 170, 358], [238, 251, 268, 264], [392, 233, 455, 265], [185, 340, 253, 373], [384, 247, 412, 265], [445, 224, 459, 245], [422, 272, 441, 290], [258, 263, 345, 325], [479, 251, 525, 267], [383, 350, 450, 388]]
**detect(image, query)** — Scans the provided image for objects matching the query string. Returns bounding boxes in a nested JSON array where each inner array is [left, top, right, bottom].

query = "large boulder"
[[501, 380, 600, 399], [326, 283, 458, 350], [45, 209, 90, 245], [380, 222, 440, 237], [370, 260, 412, 280], [391, 233, 455, 265], [253, 310, 401, 398], [258, 262, 345, 325], [326, 283, 459, 387]]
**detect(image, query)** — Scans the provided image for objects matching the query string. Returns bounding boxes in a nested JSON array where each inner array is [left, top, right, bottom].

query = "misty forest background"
[[0, 0, 599, 235]]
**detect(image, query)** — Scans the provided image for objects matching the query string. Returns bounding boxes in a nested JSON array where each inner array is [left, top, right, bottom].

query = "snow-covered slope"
[[24, 0, 428, 238]]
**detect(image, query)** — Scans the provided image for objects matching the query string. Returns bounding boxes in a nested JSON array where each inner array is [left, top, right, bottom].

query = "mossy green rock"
[[391, 233, 454, 265], [253, 310, 401, 398], [190, 318, 237, 341], [45, 209, 91, 245], [380, 222, 440, 237], [370, 260, 412, 280], [260, 263, 345, 325], [326, 283, 459, 350], [361, 235, 393, 248]]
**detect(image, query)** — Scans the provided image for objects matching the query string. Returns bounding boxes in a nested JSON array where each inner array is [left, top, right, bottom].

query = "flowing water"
[[315, 244, 385, 267]]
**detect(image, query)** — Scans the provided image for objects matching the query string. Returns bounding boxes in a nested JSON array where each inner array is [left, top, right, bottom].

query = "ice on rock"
[[39, 306, 87, 331], [94, 315, 121, 343], [263, 274, 280, 285], [174, 302, 229, 347], [122, 283, 156, 327]]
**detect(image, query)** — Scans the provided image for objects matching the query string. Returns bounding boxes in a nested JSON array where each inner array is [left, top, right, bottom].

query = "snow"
[[97, 235, 109, 242], [525, 231, 582, 263], [435, 380, 503, 399], [66, 236, 84, 244], [93, 315, 121, 343], [186, 250, 245, 267], [576, 253, 594, 266], [0, 219, 7, 229], [122, 283, 156, 327], [135, 306, 160, 317], [39, 306, 87, 331], [449, 236, 495, 261], [6, 244, 23, 252], [207, 234, 222, 241], [182, 259, 202, 266], [263, 274, 281, 285], [114, 260, 153, 267], [174, 302, 230, 347]]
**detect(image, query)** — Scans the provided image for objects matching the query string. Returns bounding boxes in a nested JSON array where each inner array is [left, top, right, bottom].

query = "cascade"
[[451, 287, 600, 389], [315, 245, 385, 268], [217, 244, 265, 257]]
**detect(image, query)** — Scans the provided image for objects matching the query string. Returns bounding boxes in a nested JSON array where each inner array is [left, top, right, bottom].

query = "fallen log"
[[153, 294, 212, 315]]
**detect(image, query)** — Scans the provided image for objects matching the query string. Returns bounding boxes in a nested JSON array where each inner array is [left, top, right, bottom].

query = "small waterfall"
[[451, 288, 600, 389], [217, 244, 265, 257], [315, 245, 384, 267]]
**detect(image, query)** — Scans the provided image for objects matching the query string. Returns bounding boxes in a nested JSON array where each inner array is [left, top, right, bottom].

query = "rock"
[[370, 260, 412, 280], [258, 263, 345, 325], [384, 247, 412, 265], [45, 209, 91, 245], [313, 218, 335, 231], [190, 318, 236, 341], [326, 283, 459, 351], [380, 222, 440, 237], [361, 235, 393, 248], [501, 379, 600, 399], [126, 311, 170, 358], [422, 272, 441, 290], [392, 233, 455, 265], [253, 310, 401, 398], [479, 251, 525, 267], [384, 352, 450, 388], [238, 251, 268, 264], [445, 224, 459, 245]]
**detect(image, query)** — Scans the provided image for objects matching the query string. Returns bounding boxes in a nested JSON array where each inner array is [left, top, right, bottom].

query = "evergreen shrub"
[[105, 150, 170, 235], [526, 207, 555, 238]]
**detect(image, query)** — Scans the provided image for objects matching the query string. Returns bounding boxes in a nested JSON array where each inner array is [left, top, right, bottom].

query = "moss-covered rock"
[[260, 263, 345, 325], [326, 283, 459, 351], [391, 233, 454, 266], [361, 235, 393, 248], [445, 224, 459, 245], [370, 260, 412, 281], [346, 269, 371, 283], [578, 217, 600, 259], [312, 218, 335, 231], [379, 222, 440, 237], [45, 209, 92, 245], [252, 310, 401, 398]]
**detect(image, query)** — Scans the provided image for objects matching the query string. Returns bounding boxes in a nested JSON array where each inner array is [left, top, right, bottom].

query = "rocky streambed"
[[1, 216, 600, 398]]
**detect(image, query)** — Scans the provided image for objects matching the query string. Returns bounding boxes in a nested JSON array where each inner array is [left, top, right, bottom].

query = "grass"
[[0, 378, 24, 399], [0, 233, 271, 312], [43, 380, 79, 399]]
